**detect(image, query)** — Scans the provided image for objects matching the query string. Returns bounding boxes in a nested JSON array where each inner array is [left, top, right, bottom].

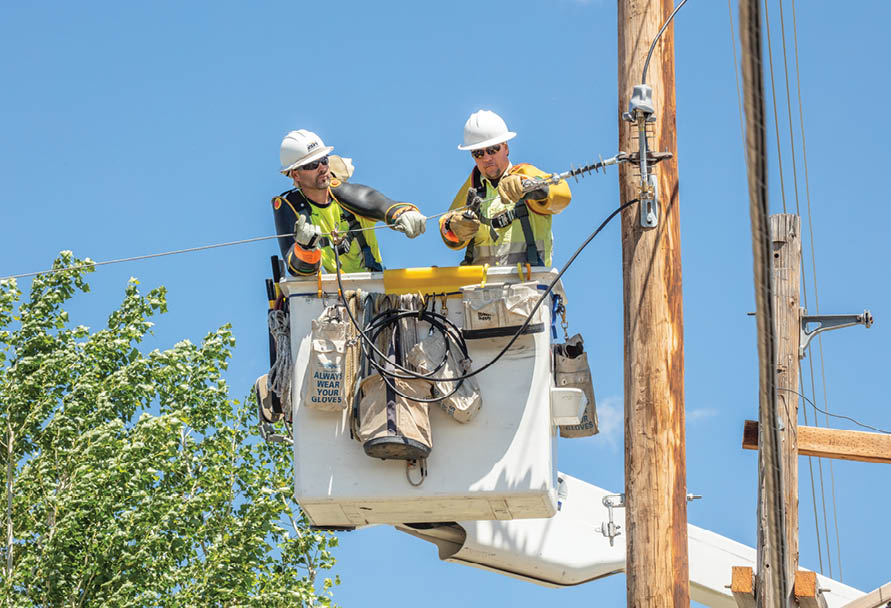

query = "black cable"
[[331, 199, 638, 400], [776, 387, 890, 435], [642, 0, 690, 85]]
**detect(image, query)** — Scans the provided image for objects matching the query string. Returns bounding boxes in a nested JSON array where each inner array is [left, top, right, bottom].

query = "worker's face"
[[472, 143, 510, 181], [291, 156, 331, 190]]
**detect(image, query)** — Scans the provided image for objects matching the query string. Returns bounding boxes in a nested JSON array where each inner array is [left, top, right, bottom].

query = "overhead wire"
[[728, 0, 747, 160], [785, 0, 844, 578], [761, 0, 789, 213], [331, 199, 638, 397], [0, 209, 457, 282]]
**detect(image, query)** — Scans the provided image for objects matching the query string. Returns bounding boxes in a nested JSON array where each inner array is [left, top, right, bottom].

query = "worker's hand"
[[497, 174, 526, 204], [393, 209, 427, 239], [294, 214, 321, 249], [445, 210, 480, 242]]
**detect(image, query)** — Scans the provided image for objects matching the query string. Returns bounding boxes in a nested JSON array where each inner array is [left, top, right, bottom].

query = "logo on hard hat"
[[307, 141, 319, 152]]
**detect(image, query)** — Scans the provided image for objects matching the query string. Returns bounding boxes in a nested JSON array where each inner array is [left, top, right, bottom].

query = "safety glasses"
[[299, 155, 330, 171], [471, 145, 502, 159]]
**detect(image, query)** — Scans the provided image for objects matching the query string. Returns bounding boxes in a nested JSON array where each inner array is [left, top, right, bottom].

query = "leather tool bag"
[[302, 305, 349, 412], [554, 333, 599, 438], [460, 281, 544, 340], [407, 333, 482, 423]]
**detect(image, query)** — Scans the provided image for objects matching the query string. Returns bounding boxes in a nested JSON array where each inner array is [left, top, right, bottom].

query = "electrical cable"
[[778, 387, 890, 435], [641, 0, 690, 85], [776, 0, 801, 216], [331, 199, 638, 402], [761, 0, 789, 213], [787, 0, 843, 577], [0, 208, 459, 283], [798, 359, 825, 574], [728, 0, 747, 162]]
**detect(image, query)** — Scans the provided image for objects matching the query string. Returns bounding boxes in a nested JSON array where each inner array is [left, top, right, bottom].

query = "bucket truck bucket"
[[281, 266, 571, 528]]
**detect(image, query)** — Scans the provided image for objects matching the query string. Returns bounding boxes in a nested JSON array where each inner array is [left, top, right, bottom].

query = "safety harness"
[[462, 167, 544, 267], [288, 189, 383, 272]]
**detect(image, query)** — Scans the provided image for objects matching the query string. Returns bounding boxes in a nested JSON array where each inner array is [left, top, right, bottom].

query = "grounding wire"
[[761, 0, 789, 214], [641, 0, 690, 85], [331, 199, 638, 397]]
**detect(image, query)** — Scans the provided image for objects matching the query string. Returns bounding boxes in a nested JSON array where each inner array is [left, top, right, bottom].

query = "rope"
[[267, 309, 292, 418]]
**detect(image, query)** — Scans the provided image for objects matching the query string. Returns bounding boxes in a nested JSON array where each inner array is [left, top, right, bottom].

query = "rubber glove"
[[294, 214, 322, 249], [394, 209, 427, 239], [497, 174, 526, 204], [445, 210, 481, 242]]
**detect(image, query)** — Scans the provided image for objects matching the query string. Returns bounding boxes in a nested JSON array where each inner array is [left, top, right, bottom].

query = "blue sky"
[[1, 0, 888, 605]]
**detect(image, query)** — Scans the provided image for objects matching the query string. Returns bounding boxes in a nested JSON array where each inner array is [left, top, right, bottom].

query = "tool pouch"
[[302, 305, 349, 412], [355, 374, 433, 460], [407, 334, 482, 423], [553, 333, 599, 438], [460, 281, 544, 339]]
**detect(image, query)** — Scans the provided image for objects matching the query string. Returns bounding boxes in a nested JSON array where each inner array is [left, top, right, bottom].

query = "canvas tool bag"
[[302, 305, 350, 412], [353, 294, 435, 460], [355, 373, 434, 460], [554, 333, 599, 438], [460, 281, 544, 340], [407, 333, 482, 423]]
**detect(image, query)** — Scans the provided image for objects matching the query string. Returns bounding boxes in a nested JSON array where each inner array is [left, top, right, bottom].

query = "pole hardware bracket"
[[599, 493, 626, 546], [800, 308, 873, 358]]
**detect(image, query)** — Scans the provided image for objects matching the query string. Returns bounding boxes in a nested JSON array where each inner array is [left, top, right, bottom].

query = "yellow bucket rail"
[[382, 265, 487, 295]]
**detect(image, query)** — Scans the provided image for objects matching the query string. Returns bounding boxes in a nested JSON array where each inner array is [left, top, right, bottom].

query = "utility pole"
[[617, 2, 689, 607], [770, 213, 801, 586]]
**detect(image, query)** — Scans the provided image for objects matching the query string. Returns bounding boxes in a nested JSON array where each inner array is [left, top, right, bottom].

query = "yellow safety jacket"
[[440, 163, 570, 267]]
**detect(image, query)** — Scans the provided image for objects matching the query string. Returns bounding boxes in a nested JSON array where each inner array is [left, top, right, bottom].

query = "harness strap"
[[342, 209, 383, 272]]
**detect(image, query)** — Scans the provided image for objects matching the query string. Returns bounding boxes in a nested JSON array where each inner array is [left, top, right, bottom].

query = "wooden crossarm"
[[730, 566, 756, 608], [742, 420, 891, 464]]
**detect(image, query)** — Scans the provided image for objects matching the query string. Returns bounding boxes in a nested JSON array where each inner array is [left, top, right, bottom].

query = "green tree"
[[0, 252, 338, 607]]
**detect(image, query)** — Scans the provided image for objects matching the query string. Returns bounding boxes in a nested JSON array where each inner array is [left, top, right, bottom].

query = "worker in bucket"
[[273, 129, 427, 276], [439, 110, 571, 267]]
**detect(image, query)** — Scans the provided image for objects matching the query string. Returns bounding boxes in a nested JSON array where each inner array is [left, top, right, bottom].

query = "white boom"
[[396, 473, 864, 607]]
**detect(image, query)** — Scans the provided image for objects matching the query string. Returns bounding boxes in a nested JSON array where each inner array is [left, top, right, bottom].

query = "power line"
[[0, 209, 457, 282], [761, 0, 788, 213]]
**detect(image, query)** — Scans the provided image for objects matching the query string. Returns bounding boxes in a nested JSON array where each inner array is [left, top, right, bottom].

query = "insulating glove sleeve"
[[497, 174, 526, 204], [294, 214, 322, 249], [393, 209, 427, 238], [444, 210, 481, 242]]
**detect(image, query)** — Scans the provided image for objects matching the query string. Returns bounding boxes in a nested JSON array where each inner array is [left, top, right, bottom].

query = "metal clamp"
[[599, 493, 625, 546], [800, 309, 873, 358]]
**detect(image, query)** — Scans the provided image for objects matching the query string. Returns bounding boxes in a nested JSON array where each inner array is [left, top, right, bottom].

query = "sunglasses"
[[471, 145, 502, 159], [298, 155, 330, 171]]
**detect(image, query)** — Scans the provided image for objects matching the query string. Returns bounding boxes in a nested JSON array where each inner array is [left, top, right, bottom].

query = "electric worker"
[[439, 110, 571, 267], [273, 129, 426, 276]]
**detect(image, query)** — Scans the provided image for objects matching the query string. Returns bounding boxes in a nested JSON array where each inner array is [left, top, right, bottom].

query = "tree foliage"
[[0, 252, 338, 607]]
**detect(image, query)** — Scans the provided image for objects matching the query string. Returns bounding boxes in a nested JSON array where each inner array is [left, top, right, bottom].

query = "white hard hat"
[[457, 110, 517, 151], [279, 129, 334, 174]]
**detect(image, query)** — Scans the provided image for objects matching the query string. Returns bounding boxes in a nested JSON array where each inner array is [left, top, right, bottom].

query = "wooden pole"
[[617, 2, 688, 606], [770, 213, 801, 584], [738, 0, 789, 605]]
